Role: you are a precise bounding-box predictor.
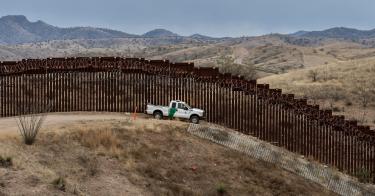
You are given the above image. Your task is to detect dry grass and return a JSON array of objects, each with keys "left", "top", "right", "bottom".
[
  {"left": 71, "top": 126, "right": 123, "bottom": 158},
  {"left": 0, "top": 116, "right": 336, "bottom": 195},
  {"left": 260, "top": 56, "right": 375, "bottom": 128}
]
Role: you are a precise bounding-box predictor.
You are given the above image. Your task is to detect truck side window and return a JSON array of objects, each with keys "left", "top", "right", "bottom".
[
  {"left": 171, "top": 102, "right": 176, "bottom": 108},
  {"left": 178, "top": 103, "right": 184, "bottom": 109}
]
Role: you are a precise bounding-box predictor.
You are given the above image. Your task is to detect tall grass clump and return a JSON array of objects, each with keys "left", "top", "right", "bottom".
[{"left": 73, "top": 127, "right": 122, "bottom": 157}]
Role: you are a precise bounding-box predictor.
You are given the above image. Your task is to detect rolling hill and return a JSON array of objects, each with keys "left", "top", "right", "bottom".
[{"left": 143, "top": 29, "right": 180, "bottom": 38}]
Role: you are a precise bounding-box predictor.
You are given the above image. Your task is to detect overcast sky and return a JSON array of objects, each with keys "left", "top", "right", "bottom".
[{"left": 1, "top": 0, "right": 375, "bottom": 37}]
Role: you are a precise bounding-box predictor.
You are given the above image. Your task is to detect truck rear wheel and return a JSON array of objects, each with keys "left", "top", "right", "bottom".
[
  {"left": 153, "top": 111, "right": 163, "bottom": 120},
  {"left": 190, "top": 115, "right": 200, "bottom": 124}
]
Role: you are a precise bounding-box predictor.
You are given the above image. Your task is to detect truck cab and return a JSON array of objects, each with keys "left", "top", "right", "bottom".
[{"left": 145, "top": 100, "right": 204, "bottom": 124}]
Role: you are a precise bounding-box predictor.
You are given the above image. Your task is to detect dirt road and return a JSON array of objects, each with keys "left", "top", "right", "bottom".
[{"left": 0, "top": 112, "right": 131, "bottom": 137}]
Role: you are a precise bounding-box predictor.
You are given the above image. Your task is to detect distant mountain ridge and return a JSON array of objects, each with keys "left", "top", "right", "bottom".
[
  {"left": 292, "top": 27, "right": 375, "bottom": 39},
  {"left": 0, "top": 15, "right": 217, "bottom": 44},
  {"left": 2, "top": 15, "right": 375, "bottom": 45},
  {"left": 0, "top": 15, "right": 138, "bottom": 44}
]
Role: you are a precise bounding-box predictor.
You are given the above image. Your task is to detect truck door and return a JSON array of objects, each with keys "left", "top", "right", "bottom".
[{"left": 175, "top": 103, "right": 189, "bottom": 118}]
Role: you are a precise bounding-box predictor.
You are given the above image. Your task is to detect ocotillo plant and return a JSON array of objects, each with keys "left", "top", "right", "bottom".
[{"left": 15, "top": 102, "right": 52, "bottom": 145}]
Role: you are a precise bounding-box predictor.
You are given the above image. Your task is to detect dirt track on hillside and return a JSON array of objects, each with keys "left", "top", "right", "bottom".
[{"left": 0, "top": 112, "right": 131, "bottom": 137}]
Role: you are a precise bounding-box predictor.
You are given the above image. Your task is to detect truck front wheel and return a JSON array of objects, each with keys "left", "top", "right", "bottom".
[
  {"left": 190, "top": 115, "right": 200, "bottom": 124},
  {"left": 153, "top": 111, "right": 163, "bottom": 120}
]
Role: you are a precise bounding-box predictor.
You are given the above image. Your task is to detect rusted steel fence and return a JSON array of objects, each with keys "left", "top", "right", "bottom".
[{"left": 0, "top": 57, "right": 374, "bottom": 182}]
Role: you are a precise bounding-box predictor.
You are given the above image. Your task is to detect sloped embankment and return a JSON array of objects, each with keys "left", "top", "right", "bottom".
[
  {"left": 0, "top": 113, "right": 336, "bottom": 195},
  {"left": 187, "top": 123, "right": 375, "bottom": 196}
]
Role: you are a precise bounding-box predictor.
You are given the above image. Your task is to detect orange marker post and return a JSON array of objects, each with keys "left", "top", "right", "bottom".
[{"left": 133, "top": 106, "right": 138, "bottom": 120}]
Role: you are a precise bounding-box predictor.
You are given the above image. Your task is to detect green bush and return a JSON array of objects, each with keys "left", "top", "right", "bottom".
[
  {"left": 216, "top": 183, "right": 227, "bottom": 195},
  {"left": 52, "top": 177, "right": 66, "bottom": 191},
  {"left": 355, "top": 168, "right": 372, "bottom": 183},
  {"left": 0, "top": 156, "right": 12, "bottom": 168}
]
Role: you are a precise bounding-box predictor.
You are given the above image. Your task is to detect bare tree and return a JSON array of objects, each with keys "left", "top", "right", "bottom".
[
  {"left": 358, "top": 87, "right": 371, "bottom": 108},
  {"left": 16, "top": 102, "right": 52, "bottom": 145},
  {"left": 307, "top": 70, "right": 319, "bottom": 82}
]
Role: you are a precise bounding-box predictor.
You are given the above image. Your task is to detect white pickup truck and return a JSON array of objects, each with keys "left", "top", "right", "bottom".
[{"left": 145, "top": 100, "right": 205, "bottom": 124}]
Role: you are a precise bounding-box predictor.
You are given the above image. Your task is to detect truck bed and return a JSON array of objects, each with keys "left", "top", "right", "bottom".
[{"left": 145, "top": 104, "right": 169, "bottom": 116}]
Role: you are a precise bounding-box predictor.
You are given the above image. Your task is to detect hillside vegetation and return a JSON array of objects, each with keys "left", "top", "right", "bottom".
[
  {"left": 0, "top": 115, "right": 335, "bottom": 195},
  {"left": 260, "top": 56, "right": 375, "bottom": 128}
]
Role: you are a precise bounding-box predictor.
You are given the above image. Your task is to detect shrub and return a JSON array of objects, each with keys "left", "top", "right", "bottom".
[
  {"left": 345, "top": 100, "right": 353, "bottom": 106},
  {"left": 216, "top": 183, "right": 227, "bottom": 195},
  {"left": 307, "top": 70, "right": 319, "bottom": 82},
  {"left": 332, "top": 107, "right": 341, "bottom": 112},
  {"left": 78, "top": 155, "right": 99, "bottom": 176},
  {"left": 355, "top": 168, "right": 372, "bottom": 183},
  {"left": 0, "top": 156, "right": 12, "bottom": 168},
  {"left": 52, "top": 177, "right": 66, "bottom": 191}
]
